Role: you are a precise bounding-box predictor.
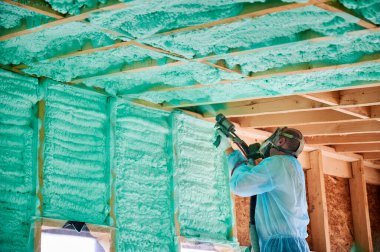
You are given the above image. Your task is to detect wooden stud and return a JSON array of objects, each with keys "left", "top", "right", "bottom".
[
  {"left": 364, "top": 166, "right": 380, "bottom": 185},
  {"left": 334, "top": 143, "right": 380, "bottom": 153},
  {"left": 307, "top": 150, "right": 330, "bottom": 252},
  {"left": 322, "top": 156, "right": 352, "bottom": 178},
  {"left": 349, "top": 160, "right": 373, "bottom": 251},
  {"left": 305, "top": 133, "right": 380, "bottom": 145}
]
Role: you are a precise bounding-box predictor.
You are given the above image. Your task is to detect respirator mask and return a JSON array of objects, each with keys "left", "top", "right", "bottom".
[{"left": 258, "top": 127, "right": 304, "bottom": 159}]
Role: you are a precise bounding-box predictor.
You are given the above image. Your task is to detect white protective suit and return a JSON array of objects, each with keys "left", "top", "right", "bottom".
[{"left": 228, "top": 150, "right": 310, "bottom": 252}]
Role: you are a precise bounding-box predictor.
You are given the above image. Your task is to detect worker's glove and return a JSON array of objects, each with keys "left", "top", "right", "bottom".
[{"left": 214, "top": 129, "right": 231, "bottom": 151}]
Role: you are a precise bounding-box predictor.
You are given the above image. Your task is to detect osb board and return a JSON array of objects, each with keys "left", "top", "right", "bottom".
[
  {"left": 234, "top": 196, "right": 250, "bottom": 246},
  {"left": 366, "top": 184, "right": 380, "bottom": 252},
  {"left": 324, "top": 175, "right": 354, "bottom": 251},
  {"left": 304, "top": 171, "right": 313, "bottom": 250}
]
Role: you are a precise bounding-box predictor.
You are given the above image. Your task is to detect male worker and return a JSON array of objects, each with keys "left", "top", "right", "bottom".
[{"left": 218, "top": 127, "right": 310, "bottom": 252}]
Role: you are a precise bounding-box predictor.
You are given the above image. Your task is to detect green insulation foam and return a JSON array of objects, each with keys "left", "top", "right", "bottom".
[
  {"left": 141, "top": 6, "right": 362, "bottom": 58},
  {"left": 0, "top": 69, "right": 39, "bottom": 252},
  {"left": 114, "top": 102, "right": 175, "bottom": 251},
  {"left": 130, "top": 61, "right": 380, "bottom": 106},
  {"left": 209, "top": 30, "right": 380, "bottom": 75},
  {"left": 0, "top": 1, "right": 54, "bottom": 30},
  {"left": 24, "top": 45, "right": 178, "bottom": 82},
  {"left": 42, "top": 80, "right": 110, "bottom": 225},
  {"left": 339, "top": 0, "right": 380, "bottom": 24},
  {"left": 172, "top": 112, "right": 238, "bottom": 247},
  {"left": 0, "top": 22, "right": 118, "bottom": 65},
  {"left": 40, "top": 0, "right": 106, "bottom": 15},
  {"left": 82, "top": 62, "right": 243, "bottom": 95}
]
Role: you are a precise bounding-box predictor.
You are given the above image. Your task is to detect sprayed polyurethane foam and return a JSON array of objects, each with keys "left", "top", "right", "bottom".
[
  {"left": 173, "top": 112, "right": 237, "bottom": 246},
  {"left": 142, "top": 6, "right": 361, "bottom": 58},
  {"left": 0, "top": 69, "right": 39, "bottom": 252},
  {"left": 339, "top": 0, "right": 380, "bottom": 24},
  {"left": 42, "top": 80, "right": 110, "bottom": 225},
  {"left": 114, "top": 101, "right": 175, "bottom": 251}
]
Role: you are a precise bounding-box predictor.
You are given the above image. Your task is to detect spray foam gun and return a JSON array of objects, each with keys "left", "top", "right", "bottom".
[{"left": 213, "top": 113, "right": 262, "bottom": 161}]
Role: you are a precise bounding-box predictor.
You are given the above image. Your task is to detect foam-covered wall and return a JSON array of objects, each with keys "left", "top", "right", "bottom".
[
  {"left": 339, "top": 0, "right": 380, "bottom": 24},
  {"left": 131, "top": 61, "right": 380, "bottom": 105},
  {"left": 0, "top": 1, "right": 54, "bottom": 30},
  {"left": 0, "top": 69, "right": 39, "bottom": 251},
  {"left": 142, "top": 6, "right": 362, "bottom": 58},
  {"left": 172, "top": 112, "right": 238, "bottom": 247},
  {"left": 42, "top": 81, "right": 110, "bottom": 225},
  {"left": 114, "top": 102, "right": 175, "bottom": 251}
]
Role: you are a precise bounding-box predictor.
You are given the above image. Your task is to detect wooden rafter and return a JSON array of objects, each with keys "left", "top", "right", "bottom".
[
  {"left": 305, "top": 133, "right": 380, "bottom": 145},
  {"left": 334, "top": 143, "right": 380, "bottom": 153},
  {"left": 2, "top": 0, "right": 64, "bottom": 19},
  {"left": 363, "top": 152, "right": 380, "bottom": 161},
  {"left": 263, "top": 120, "right": 380, "bottom": 136}
]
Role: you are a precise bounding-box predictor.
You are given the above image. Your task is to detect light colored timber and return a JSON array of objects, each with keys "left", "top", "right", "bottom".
[
  {"left": 314, "top": 2, "right": 377, "bottom": 29},
  {"left": 323, "top": 156, "right": 352, "bottom": 178},
  {"left": 335, "top": 143, "right": 380, "bottom": 153},
  {"left": 2, "top": 0, "right": 63, "bottom": 19},
  {"left": 0, "top": 3, "right": 129, "bottom": 41},
  {"left": 237, "top": 109, "right": 360, "bottom": 128},
  {"left": 349, "top": 160, "right": 373, "bottom": 252},
  {"left": 307, "top": 150, "right": 331, "bottom": 252},
  {"left": 362, "top": 152, "right": 380, "bottom": 161},
  {"left": 264, "top": 120, "right": 380, "bottom": 136},
  {"left": 364, "top": 166, "right": 380, "bottom": 185},
  {"left": 305, "top": 133, "right": 380, "bottom": 145}
]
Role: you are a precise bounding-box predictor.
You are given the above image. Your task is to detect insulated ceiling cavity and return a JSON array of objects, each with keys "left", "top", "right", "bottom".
[
  {"left": 23, "top": 45, "right": 179, "bottom": 82},
  {"left": 79, "top": 62, "right": 243, "bottom": 95},
  {"left": 141, "top": 6, "right": 363, "bottom": 58},
  {"left": 339, "top": 0, "right": 380, "bottom": 24},
  {"left": 0, "top": 22, "right": 118, "bottom": 65},
  {"left": 129, "top": 61, "right": 380, "bottom": 106},
  {"left": 208, "top": 30, "right": 380, "bottom": 75},
  {"left": 0, "top": 1, "right": 54, "bottom": 31},
  {"left": 114, "top": 102, "right": 175, "bottom": 251},
  {"left": 0, "top": 70, "right": 39, "bottom": 252},
  {"left": 172, "top": 112, "right": 237, "bottom": 246},
  {"left": 42, "top": 81, "right": 110, "bottom": 225}
]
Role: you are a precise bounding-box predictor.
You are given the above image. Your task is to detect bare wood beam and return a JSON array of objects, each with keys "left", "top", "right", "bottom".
[
  {"left": 335, "top": 143, "right": 380, "bottom": 153},
  {"left": 364, "top": 166, "right": 380, "bottom": 185},
  {"left": 340, "top": 86, "right": 380, "bottom": 106},
  {"left": 0, "top": 2, "right": 129, "bottom": 41},
  {"left": 349, "top": 160, "right": 373, "bottom": 251},
  {"left": 301, "top": 91, "right": 340, "bottom": 105},
  {"left": 237, "top": 109, "right": 360, "bottom": 128},
  {"left": 305, "top": 133, "right": 380, "bottom": 145},
  {"left": 307, "top": 150, "right": 330, "bottom": 252},
  {"left": 314, "top": 2, "right": 377, "bottom": 29},
  {"left": 265, "top": 120, "right": 380, "bottom": 136},
  {"left": 362, "top": 152, "right": 380, "bottom": 161},
  {"left": 323, "top": 156, "right": 352, "bottom": 178},
  {"left": 2, "top": 0, "right": 64, "bottom": 19}
]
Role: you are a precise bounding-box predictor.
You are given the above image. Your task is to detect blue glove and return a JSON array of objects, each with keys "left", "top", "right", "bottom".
[{"left": 214, "top": 129, "right": 231, "bottom": 151}]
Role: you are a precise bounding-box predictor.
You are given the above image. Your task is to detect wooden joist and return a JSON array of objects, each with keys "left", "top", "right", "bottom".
[
  {"left": 364, "top": 166, "right": 380, "bottom": 185},
  {"left": 2, "top": 0, "right": 64, "bottom": 19},
  {"left": 362, "top": 152, "right": 380, "bottom": 160},
  {"left": 305, "top": 133, "right": 380, "bottom": 145},
  {"left": 334, "top": 143, "right": 380, "bottom": 153}
]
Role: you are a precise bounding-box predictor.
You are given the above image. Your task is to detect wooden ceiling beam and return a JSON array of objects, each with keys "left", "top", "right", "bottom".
[
  {"left": 334, "top": 143, "right": 380, "bottom": 153},
  {"left": 364, "top": 166, "right": 380, "bottom": 185},
  {"left": 305, "top": 133, "right": 380, "bottom": 145},
  {"left": 262, "top": 120, "right": 380, "bottom": 136},
  {"left": 362, "top": 152, "right": 380, "bottom": 161}
]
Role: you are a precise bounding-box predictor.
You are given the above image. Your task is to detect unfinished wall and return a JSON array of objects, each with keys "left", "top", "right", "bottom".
[
  {"left": 42, "top": 81, "right": 110, "bottom": 225},
  {"left": 324, "top": 175, "right": 354, "bottom": 251},
  {"left": 367, "top": 184, "right": 380, "bottom": 251},
  {"left": 114, "top": 102, "right": 175, "bottom": 251},
  {"left": 0, "top": 69, "right": 39, "bottom": 252},
  {"left": 172, "top": 112, "right": 237, "bottom": 248}
]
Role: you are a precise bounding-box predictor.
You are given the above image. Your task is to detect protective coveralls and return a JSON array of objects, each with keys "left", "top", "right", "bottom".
[{"left": 228, "top": 150, "right": 310, "bottom": 252}]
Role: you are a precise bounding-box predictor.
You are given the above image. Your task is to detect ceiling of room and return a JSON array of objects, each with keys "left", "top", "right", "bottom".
[{"left": 1, "top": 0, "right": 380, "bottom": 165}]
